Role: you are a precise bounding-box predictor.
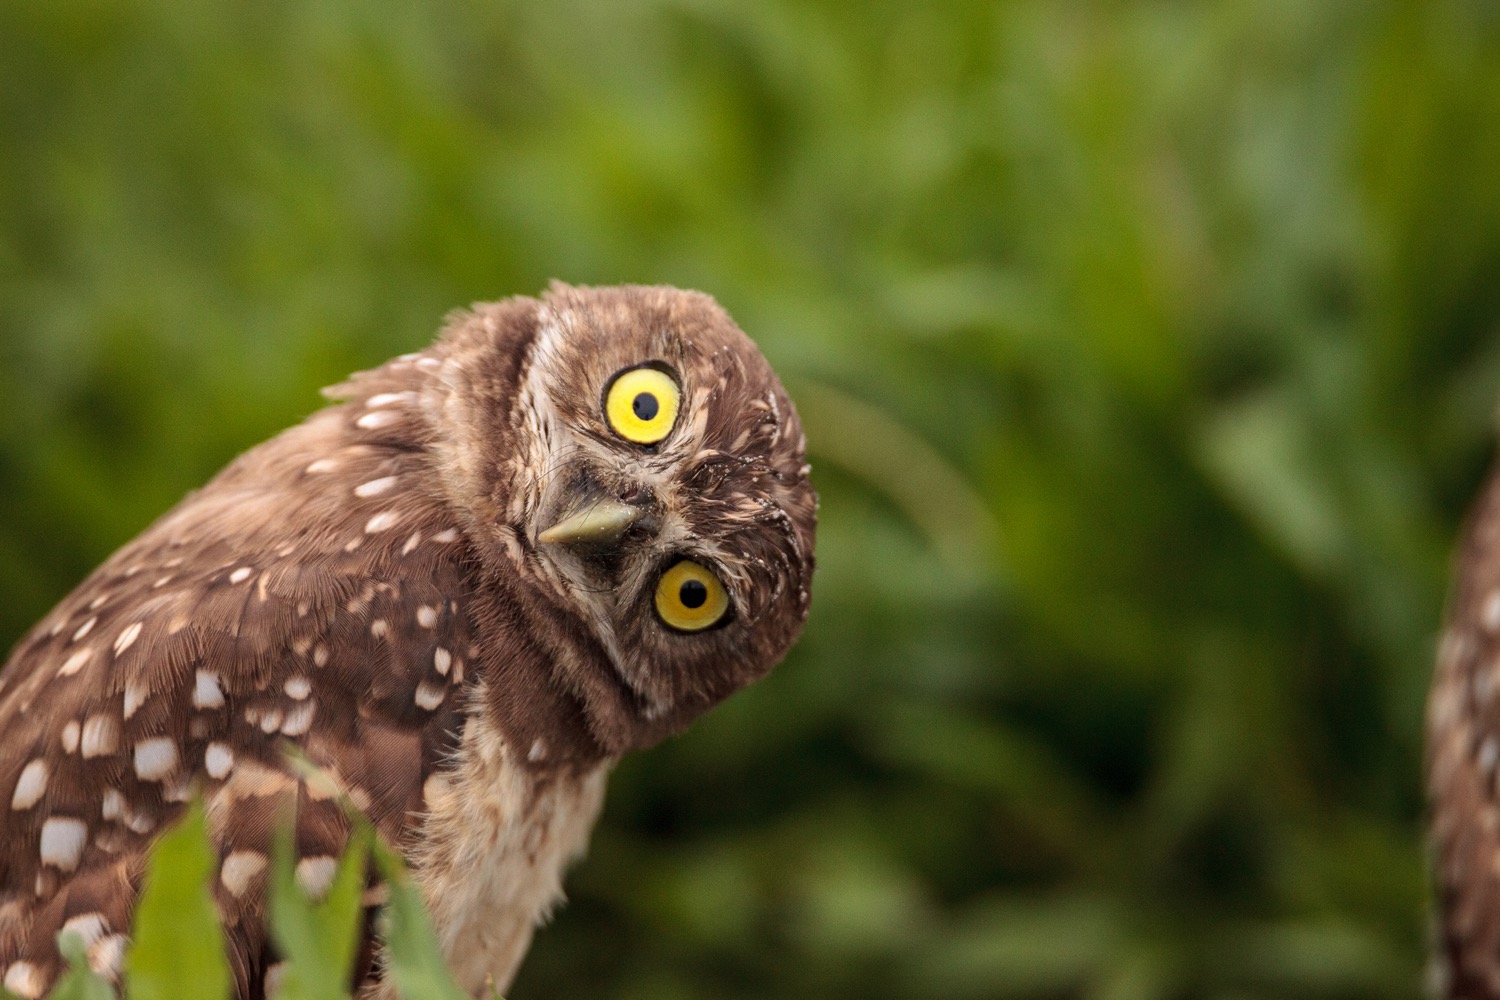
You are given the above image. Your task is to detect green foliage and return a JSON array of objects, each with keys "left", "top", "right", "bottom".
[
  {"left": 125, "top": 801, "right": 229, "bottom": 1000},
  {"left": 3, "top": 0, "right": 1500, "bottom": 997},
  {"left": 268, "top": 824, "right": 369, "bottom": 1000}
]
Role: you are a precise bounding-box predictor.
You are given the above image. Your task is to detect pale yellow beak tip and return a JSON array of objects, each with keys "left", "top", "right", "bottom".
[{"left": 537, "top": 499, "right": 642, "bottom": 546}]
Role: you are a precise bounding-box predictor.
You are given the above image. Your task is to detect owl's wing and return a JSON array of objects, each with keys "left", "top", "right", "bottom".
[
  {"left": 1431, "top": 462, "right": 1500, "bottom": 999},
  {"left": 0, "top": 373, "right": 475, "bottom": 1000}
]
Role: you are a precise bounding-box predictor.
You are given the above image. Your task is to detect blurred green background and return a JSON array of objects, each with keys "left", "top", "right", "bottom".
[{"left": 4, "top": 0, "right": 1500, "bottom": 997}]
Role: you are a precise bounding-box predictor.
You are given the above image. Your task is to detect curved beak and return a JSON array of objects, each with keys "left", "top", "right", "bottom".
[{"left": 537, "top": 499, "right": 642, "bottom": 546}]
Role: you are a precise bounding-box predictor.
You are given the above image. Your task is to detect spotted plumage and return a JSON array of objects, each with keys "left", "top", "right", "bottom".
[
  {"left": 0, "top": 284, "right": 817, "bottom": 998},
  {"left": 1429, "top": 462, "right": 1500, "bottom": 999}
]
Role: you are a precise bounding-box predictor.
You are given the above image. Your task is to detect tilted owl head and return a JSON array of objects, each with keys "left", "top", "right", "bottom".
[{"left": 430, "top": 283, "right": 817, "bottom": 753}]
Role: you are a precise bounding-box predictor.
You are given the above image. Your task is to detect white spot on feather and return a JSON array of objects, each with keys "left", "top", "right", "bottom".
[
  {"left": 193, "top": 670, "right": 225, "bottom": 709},
  {"left": 228, "top": 566, "right": 253, "bottom": 585},
  {"left": 280, "top": 700, "right": 316, "bottom": 737},
  {"left": 305, "top": 458, "right": 338, "bottom": 474},
  {"left": 61, "top": 721, "right": 80, "bottom": 753},
  {"left": 133, "top": 738, "right": 178, "bottom": 781},
  {"left": 72, "top": 618, "right": 97, "bottom": 641},
  {"left": 113, "top": 622, "right": 143, "bottom": 656},
  {"left": 4, "top": 961, "right": 43, "bottom": 998},
  {"left": 205, "top": 743, "right": 234, "bottom": 780},
  {"left": 365, "top": 511, "right": 399, "bottom": 534},
  {"left": 284, "top": 676, "right": 311, "bottom": 700},
  {"left": 528, "top": 739, "right": 546, "bottom": 763},
  {"left": 1485, "top": 590, "right": 1500, "bottom": 632},
  {"left": 313, "top": 644, "right": 330, "bottom": 668},
  {"left": 221, "top": 851, "right": 267, "bottom": 897},
  {"left": 11, "top": 760, "right": 48, "bottom": 810},
  {"left": 101, "top": 789, "right": 125, "bottom": 821},
  {"left": 40, "top": 817, "right": 87, "bottom": 872},
  {"left": 415, "top": 681, "right": 446, "bottom": 711},
  {"left": 370, "top": 619, "right": 389, "bottom": 639},
  {"left": 356, "top": 410, "right": 399, "bottom": 430},
  {"left": 434, "top": 647, "right": 452, "bottom": 676},
  {"left": 366, "top": 392, "right": 412, "bottom": 408},
  {"left": 417, "top": 606, "right": 438, "bottom": 629},
  {"left": 81, "top": 714, "right": 120, "bottom": 758},
  {"left": 59, "top": 648, "right": 92, "bottom": 677},
  {"left": 88, "top": 934, "right": 127, "bottom": 979},
  {"left": 296, "top": 856, "right": 338, "bottom": 900},
  {"left": 60, "top": 913, "right": 108, "bottom": 949},
  {"left": 431, "top": 529, "right": 459, "bottom": 544},
  {"left": 123, "top": 681, "right": 149, "bottom": 719},
  {"left": 355, "top": 476, "right": 398, "bottom": 497}
]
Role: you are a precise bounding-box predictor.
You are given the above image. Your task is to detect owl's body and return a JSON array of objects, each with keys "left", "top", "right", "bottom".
[
  {"left": 1430, "top": 463, "right": 1500, "bottom": 998},
  {"left": 0, "top": 285, "right": 816, "bottom": 998}
]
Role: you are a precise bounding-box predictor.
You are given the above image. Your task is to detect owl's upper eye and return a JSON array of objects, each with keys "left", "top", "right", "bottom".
[
  {"left": 654, "top": 559, "right": 730, "bottom": 632},
  {"left": 605, "top": 366, "right": 680, "bottom": 445}
]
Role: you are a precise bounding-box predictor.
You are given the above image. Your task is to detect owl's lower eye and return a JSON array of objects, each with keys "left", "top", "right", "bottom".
[
  {"left": 605, "top": 367, "right": 680, "bottom": 445},
  {"left": 655, "top": 560, "right": 729, "bottom": 632}
]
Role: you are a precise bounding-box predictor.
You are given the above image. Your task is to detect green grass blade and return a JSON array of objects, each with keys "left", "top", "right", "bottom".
[
  {"left": 124, "top": 800, "right": 230, "bottom": 1000},
  {"left": 370, "top": 839, "right": 466, "bottom": 1000},
  {"left": 268, "top": 824, "right": 370, "bottom": 1000}
]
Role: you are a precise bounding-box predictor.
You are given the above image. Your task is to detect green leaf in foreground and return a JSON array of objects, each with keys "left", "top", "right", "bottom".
[
  {"left": 125, "top": 800, "right": 230, "bottom": 1000},
  {"left": 268, "top": 822, "right": 371, "bottom": 1000},
  {"left": 48, "top": 931, "right": 115, "bottom": 1000},
  {"left": 371, "top": 839, "right": 468, "bottom": 1000}
]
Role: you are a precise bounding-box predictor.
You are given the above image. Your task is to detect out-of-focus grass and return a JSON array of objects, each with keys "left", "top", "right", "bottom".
[{"left": 4, "top": 0, "right": 1500, "bottom": 997}]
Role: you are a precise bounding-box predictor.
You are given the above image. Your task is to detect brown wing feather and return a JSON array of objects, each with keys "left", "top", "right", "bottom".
[{"left": 0, "top": 353, "right": 475, "bottom": 999}]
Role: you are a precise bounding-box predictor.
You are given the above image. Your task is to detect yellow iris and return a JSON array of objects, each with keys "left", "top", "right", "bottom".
[
  {"left": 655, "top": 560, "right": 730, "bottom": 632},
  {"left": 605, "top": 367, "right": 680, "bottom": 445}
]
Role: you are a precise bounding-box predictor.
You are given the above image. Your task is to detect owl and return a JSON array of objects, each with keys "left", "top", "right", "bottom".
[
  {"left": 0, "top": 283, "right": 817, "bottom": 999},
  {"left": 1428, "top": 463, "right": 1500, "bottom": 998}
]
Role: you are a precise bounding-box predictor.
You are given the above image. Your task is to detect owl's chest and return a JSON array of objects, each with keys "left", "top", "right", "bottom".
[{"left": 405, "top": 710, "right": 610, "bottom": 996}]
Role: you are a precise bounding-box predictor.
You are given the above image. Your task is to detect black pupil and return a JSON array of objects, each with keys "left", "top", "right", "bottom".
[
  {"left": 679, "top": 579, "right": 708, "bottom": 609},
  {"left": 632, "top": 391, "right": 659, "bottom": 421}
]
